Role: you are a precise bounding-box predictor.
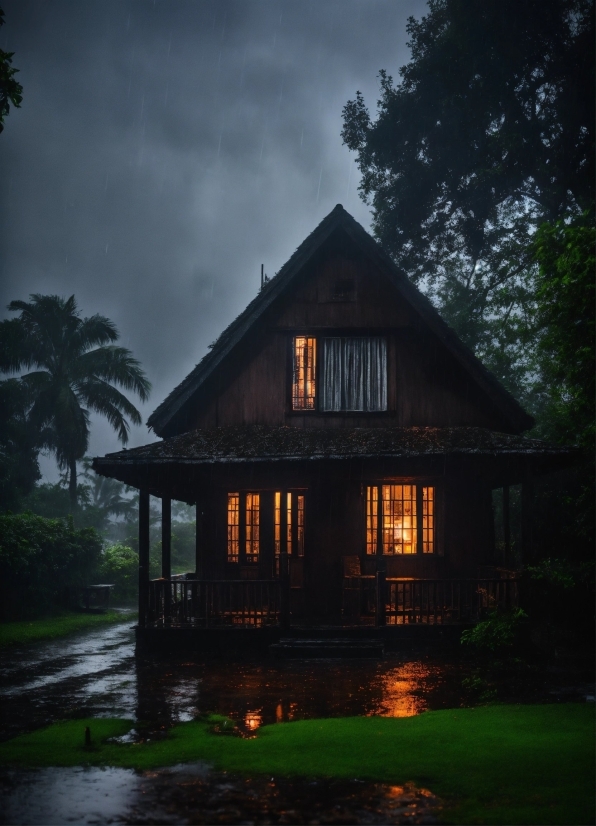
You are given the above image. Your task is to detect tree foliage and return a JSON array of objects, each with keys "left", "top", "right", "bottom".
[
  {"left": 0, "top": 295, "right": 151, "bottom": 506},
  {"left": 0, "top": 379, "right": 40, "bottom": 511},
  {"left": 0, "top": 7, "right": 22, "bottom": 134},
  {"left": 532, "top": 215, "right": 595, "bottom": 453},
  {"left": 0, "top": 512, "right": 103, "bottom": 619},
  {"left": 342, "top": 0, "right": 594, "bottom": 391}
]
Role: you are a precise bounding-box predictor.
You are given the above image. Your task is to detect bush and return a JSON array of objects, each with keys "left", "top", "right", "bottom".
[
  {"left": 0, "top": 512, "right": 103, "bottom": 620},
  {"left": 99, "top": 543, "right": 138, "bottom": 602},
  {"left": 461, "top": 608, "right": 527, "bottom": 654}
]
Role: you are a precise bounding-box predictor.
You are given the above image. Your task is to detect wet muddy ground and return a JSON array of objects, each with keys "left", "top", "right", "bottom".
[{"left": 0, "top": 616, "right": 592, "bottom": 825}]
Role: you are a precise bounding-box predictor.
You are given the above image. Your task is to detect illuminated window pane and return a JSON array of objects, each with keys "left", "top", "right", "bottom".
[
  {"left": 286, "top": 492, "right": 292, "bottom": 553},
  {"left": 423, "top": 486, "right": 435, "bottom": 554},
  {"left": 274, "top": 491, "right": 281, "bottom": 555},
  {"left": 227, "top": 493, "right": 240, "bottom": 563},
  {"left": 245, "top": 492, "right": 260, "bottom": 563},
  {"left": 292, "top": 337, "right": 317, "bottom": 410},
  {"left": 382, "top": 485, "right": 417, "bottom": 554},
  {"left": 297, "top": 495, "right": 305, "bottom": 557},
  {"left": 366, "top": 486, "right": 378, "bottom": 555}
]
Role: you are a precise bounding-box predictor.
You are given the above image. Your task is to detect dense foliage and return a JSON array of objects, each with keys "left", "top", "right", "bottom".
[
  {"left": 532, "top": 215, "right": 595, "bottom": 454},
  {"left": 0, "top": 512, "right": 103, "bottom": 620},
  {"left": 99, "top": 543, "right": 138, "bottom": 602},
  {"left": 342, "top": 0, "right": 594, "bottom": 394},
  {"left": 0, "top": 379, "right": 40, "bottom": 511}
]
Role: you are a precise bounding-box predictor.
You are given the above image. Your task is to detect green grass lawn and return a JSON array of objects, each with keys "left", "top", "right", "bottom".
[
  {"left": 0, "top": 704, "right": 592, "bottom": 824},
  {"left": 0, "top": 610, "right": 136, "bottom": 648}
]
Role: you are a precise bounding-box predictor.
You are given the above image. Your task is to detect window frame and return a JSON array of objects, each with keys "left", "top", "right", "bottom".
[
  {"left": 288, "top": 330, "right": 393, "bottom": 415},
  {"left": 364, "top": 481, "right": 442, "bottom": 556}
]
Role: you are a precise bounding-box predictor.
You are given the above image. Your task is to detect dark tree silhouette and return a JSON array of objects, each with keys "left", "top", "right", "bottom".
[
  {"left": 0, "top": 294, "right": 151, "bottom": 506},
  {"left": 0, "top": 7, "right": 23, "bottom": 134}
]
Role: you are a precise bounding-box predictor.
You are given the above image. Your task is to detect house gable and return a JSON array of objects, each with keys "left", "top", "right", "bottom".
[{"left": 148, "top": 206, "right": 533, "bottom": 437}]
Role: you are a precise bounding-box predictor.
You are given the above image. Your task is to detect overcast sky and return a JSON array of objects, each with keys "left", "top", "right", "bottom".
[{"left": 1, "top": 0, "right": 426, "bottom": 480}]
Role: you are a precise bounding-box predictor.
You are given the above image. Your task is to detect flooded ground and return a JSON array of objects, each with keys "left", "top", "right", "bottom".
[{"left": 0, "top": 617, "right": 592, "bottom": 824}]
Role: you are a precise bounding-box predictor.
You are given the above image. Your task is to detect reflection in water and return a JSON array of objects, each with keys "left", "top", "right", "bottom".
[
  {"left": 372, "top": 661, "right": 439, "bottom": 717},
  {"left": 0, "top": 618, "right": 464, "bottom": 743},
  {"left": 244, "top": 710, "right": 263, "bottom": 731},
  {"left": 134, "top": 656, "right": 465, "bottom": 733}
]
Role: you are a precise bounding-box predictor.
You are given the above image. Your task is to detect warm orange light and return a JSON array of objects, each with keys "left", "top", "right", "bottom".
[
  {"left": 244, "top": 710, "right": 262, "bottom": 731},
  {"left": 366, "top": 486, "right": 378, "bottom": 555},
  {"left": 245, "top": 492, "right": 260, "bottom": 563},
  {"left": 423, "top": 486, "right": 435, "bottom": 553},
  {"left": 297, "top": 494, "right": 305, "bottom": 556},
  {"left": 382, "top": 485, "right": 417, "bottom": 554},
  {"left": 292, "top": 336, "right": 317, "bottom": 410},
  {"left": 227, "top": 492, "right": 239, "bottom": 563},
  {"left": 286, "top": 492, "right": 292, "bottom": 553}
]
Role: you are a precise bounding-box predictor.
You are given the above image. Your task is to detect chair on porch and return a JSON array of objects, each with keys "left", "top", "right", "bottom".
[{"left": 341, "top": 555, "right": 375, "bottom": 624}]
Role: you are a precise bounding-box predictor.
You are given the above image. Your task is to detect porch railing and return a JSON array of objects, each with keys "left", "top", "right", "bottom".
[
  {"left": 146, "top": 576, "right": 519, "bottom": 628},
  {"left": 147, "top": 578, "right": 281, "bottom": 627},
  {"left": 342, "top": 576, "right": 520, "bottom": 625}
]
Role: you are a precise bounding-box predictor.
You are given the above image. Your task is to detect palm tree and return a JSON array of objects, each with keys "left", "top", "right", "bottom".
[{"left": 0, "top": 294, "right": 151, "bottom": 506}]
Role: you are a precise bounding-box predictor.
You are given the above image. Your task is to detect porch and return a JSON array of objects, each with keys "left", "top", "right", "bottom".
[{"left": 142, "top": 571, "right": 520, "bottom": 629}]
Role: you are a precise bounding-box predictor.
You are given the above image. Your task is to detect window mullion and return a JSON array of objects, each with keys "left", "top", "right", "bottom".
[
  {"left": 376, "top": 486, "right": 383, "bottom": 557},
  {"left": 416, "top": 485, "right": 423, "bottom": 555}
]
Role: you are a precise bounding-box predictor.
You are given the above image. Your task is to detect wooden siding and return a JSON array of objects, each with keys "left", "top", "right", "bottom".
[{"left": 191, "top": 244, "right": 512, "bottom": 432}]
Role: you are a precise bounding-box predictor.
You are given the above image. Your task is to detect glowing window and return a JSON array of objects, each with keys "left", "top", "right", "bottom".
[
  {"left": 423, "top": 487, "right": 434, "bottom": 554},
  {"left": 227, "top": 493, "right": 240, "bottom": 563},
  {"left": 366, "top": 484, "right": 436, "bottom": 555},
  {"left": 366, "top": 486, "right": 378, "bottom": 555},
  {"left": 245, "top": 492, "right": 260, "bottom": 563},
  {"left": 286, "top": 492, "right": 292, "bottom": 553},
  {"left": 274, "top": 491, "right": 281, "bottom": 556},
  {"left": 297, "top": 494, "right": 305, "bottom": 557},
  {"left": 292, "top": 337, "right": 317, "bottom": 410},
  {"left": 382, "top": 485, "right": 417, "bottom": 555}
]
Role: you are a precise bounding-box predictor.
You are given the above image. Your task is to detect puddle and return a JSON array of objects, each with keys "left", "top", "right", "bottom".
[{"left": 0, "top": 765, "right": 441, "bottom": 825}]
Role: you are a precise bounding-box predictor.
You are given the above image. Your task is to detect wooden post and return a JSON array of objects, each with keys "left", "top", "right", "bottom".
[
  {"left": 195, "top": 502, "right": 203, "bottom": 578},
  {"left": 162, "top": 497, "right": 171, "bottom": 621},
  {"left": 375, "top": 570, "right": 386, "bottom": 627},
  {"left": 161, "top": 498, "right": 171, "bottom": 579},
  {"left": 138, "top": 490, "right": 150, "bottom": 627},
  {"left": 503, "top": 485, "right": 511, "bottom": 565},
  {"left": 521, "top": 472, "right": 534, "bottom": 563},
  {"left": 280, "top": 551, "right": 290, "bottom": 630}
]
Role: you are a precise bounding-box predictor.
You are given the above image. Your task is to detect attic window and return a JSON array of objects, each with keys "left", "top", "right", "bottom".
[
  {"left": 331, "top": 278, "right": 355, "bottom": 301},
  {"left": 321, "top": 337, "right": 387, "bottom": 411},
  {"left": 292, "top": 337, "right": 317, "bottom": 410}
]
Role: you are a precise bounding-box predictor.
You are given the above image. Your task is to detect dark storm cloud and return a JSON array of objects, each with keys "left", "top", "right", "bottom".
[{"left": 0, "top": 0, "right": 425, "bottom": 473}]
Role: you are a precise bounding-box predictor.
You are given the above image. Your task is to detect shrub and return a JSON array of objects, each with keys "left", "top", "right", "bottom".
[
  {"left": 461, "top": 608, "right": 527, "bottom": 654},
  {"left": 99, "top": 543, "right": 138, "bottom": 602},
  {"left": 0, "top": 512, "right": 103, "bottom": 620}
]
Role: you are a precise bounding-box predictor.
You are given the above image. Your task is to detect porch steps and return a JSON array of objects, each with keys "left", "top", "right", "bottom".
[{"left": 269, "top": 637, "right": 384, "bottom": 659}]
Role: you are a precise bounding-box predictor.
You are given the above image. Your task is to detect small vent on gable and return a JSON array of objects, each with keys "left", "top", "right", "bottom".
[{"left": 331, "top": 278, "right": 356, "bottom": 302}]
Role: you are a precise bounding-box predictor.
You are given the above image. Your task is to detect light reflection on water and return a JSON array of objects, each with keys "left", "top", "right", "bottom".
[{"left": 0, "top": 619, "right": 465, "bottom": 741}]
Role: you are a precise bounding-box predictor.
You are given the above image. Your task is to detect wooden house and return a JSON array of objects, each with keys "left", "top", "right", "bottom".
[{"left": 93, "top": 205, "right": 570, "bottom": 649}]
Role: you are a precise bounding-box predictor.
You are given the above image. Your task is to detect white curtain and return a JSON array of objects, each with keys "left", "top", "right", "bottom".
[{"left": 321, "top": 337, "right": 387, "bottom": 411}]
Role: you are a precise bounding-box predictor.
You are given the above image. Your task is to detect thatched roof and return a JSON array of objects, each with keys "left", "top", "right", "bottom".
[
  {"left": 147, "top": 205, "right": 533, "bottom": 437},
  {"left": 94, "top": 426, "right": 570, "bottom": 469}
]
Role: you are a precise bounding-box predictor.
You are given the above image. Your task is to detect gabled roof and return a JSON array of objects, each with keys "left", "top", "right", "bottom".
[{"left": 147, "top": 205, "right": 533, "bottom": 436}]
